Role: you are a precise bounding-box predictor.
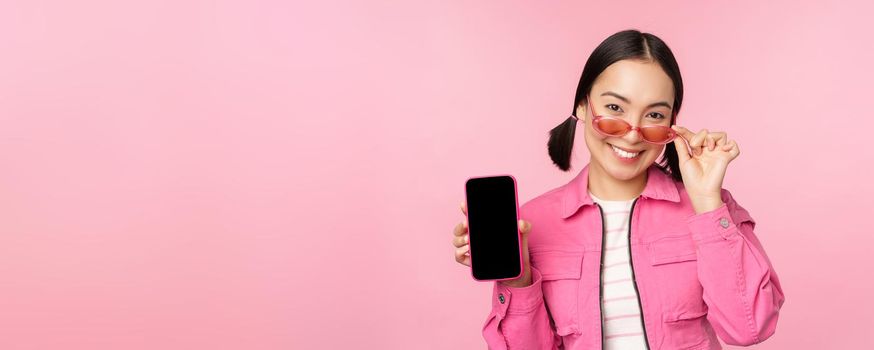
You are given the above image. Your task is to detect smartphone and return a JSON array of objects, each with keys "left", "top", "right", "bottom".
[{"left": 464, "top": 175, "right": 523, "bottom": 282}]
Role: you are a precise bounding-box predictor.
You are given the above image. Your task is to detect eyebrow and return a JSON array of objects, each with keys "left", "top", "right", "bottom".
[{"left": 600, "top": 91, "right": 672, "bottom": 110}]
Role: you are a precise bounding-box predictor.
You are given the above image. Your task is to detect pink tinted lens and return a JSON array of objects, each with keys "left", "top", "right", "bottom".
[
  {"left": 594, "top": 118, "right": 630, "bottom": 136},
  {"left": 639, "top": 126, "right": 675, "bottom": 143},
  {"left": 595, "top": 118, "right": 675, "bottom": 143}
]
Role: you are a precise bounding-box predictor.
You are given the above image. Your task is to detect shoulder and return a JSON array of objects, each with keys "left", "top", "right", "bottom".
[
  {"left": 519, "top": 184, "right": 566, "bottom": 223},
  {"left": 517, "top": 183, "right": 578, "bottom": 248},
  {"left": 516, "top": 179, "right": 586, "bottom": 236}
]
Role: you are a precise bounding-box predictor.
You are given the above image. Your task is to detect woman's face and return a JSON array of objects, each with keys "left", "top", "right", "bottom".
[{"left": 576, "top": 59, "right": 676, "bottom": 181}]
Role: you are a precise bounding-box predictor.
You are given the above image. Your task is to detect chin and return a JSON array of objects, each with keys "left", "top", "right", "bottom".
[{"left": 602, "top": 164, "right": 642, "bottom": 181}]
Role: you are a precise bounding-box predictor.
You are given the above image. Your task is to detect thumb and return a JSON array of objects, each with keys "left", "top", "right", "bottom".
[
  {"left": 672, "top": 125, "right": 691, "bottom": 164},
  {"left": 518, "top": 219, "right": 532, "bottom": 236}
]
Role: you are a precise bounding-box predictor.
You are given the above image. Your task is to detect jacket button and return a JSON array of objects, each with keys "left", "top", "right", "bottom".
[
  {"left": 498, "top": 293, "right": 505, "bottom": 304},
  {"left": 719, "top": 217, "right": 730, "bottom": 228}
]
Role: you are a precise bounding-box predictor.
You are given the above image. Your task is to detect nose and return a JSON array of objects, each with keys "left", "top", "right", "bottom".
[{"left": 623, "top": 125, "right": 643, "bottom": 144}]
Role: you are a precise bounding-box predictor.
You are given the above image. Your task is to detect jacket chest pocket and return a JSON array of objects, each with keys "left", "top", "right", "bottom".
[
  {"left": 529, "top": 249, "right": 584, "bottom": 336},
  {"left": 648, "top": 235, "right": 703, "bottom": 303},
  {"left": 648, "top": 235, "right": 709, "bottom": 349}
]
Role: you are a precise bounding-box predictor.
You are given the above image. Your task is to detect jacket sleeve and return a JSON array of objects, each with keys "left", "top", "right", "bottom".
[
  {"left": 686, "top": 188, "right": 786, "bottom": 346},
  {"left": 482, "top": 265, "right": 562, "bottom": 349}
]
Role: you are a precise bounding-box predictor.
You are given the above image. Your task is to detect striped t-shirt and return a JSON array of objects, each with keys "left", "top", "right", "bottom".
[{"left": 588, "top": 190, "right": 647, "bottom": 349}]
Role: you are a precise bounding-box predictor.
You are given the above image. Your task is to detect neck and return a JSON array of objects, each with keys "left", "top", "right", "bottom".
[{"left": 587, "top": 161, "right": 647, "bottom": 201}]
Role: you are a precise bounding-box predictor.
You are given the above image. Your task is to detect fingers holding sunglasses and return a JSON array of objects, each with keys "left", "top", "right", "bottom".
[
  {"left": 711, "top": 132, "right": 728, "bottom": 148},
  {"left": 677, "top": 127, "right": 728, "bottom": 155},
  {"left": 706, "top": 132, "right": 728, "bottom": 151},
  {"left": 672, "top": 126, "right": 737, "bottom": 160},
  {"left": 671, "top": 129, "right": 692, "bottom": 164},
  {"left": 722, "top": 139, "right": 740, "bottom": 159},
  {"left": 686, "top": 129, "right": 709, "bottom": 156},
  {"left": 671, "top": 125, "right": 698, "bottom": 144}
]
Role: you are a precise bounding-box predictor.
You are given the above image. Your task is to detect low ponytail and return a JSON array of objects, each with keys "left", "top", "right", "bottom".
[{"left": 547, "top": 116, "right": 579, "bottom": 171}]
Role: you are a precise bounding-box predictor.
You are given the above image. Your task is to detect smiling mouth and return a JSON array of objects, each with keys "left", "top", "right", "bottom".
[{"left": 608, "top": 142, "right": 644, "bottom": 159}]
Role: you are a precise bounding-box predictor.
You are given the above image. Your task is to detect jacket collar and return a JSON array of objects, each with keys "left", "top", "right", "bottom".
[{"left": 560, "top": 163, "right": 681, "bottom": 219}]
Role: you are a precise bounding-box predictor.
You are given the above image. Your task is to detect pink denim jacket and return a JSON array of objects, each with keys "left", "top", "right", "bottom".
[{"left": 482, "top": 163, "right": 785, "bottom": 349}]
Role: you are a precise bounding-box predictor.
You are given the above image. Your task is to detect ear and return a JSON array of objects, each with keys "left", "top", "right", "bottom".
[{"left": 576, "top": 102, "right": 586, "bottom": 120}]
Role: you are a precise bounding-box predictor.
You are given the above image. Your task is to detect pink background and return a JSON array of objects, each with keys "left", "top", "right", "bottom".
[{"left": 1, "top": 0, "right": 872, "bottom": 348}]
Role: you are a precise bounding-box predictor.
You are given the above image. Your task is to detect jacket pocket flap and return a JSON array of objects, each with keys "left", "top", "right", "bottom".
[
  {"left": 662, "top": 307, "right": 708, "bottom": 323},
  {"left": 530, "top": 249, "right": 584, "bottom": 280},
  {"left": 648, "top": 235, "right": 697, "bottom": 266}
]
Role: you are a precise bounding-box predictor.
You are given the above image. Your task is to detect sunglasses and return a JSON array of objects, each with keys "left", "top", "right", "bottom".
[{"left": 571, "top": 95, "right": 678, "bottom": 145}]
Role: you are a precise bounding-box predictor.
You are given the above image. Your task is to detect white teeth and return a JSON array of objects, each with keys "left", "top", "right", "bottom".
[{"left": 611, "top": 144, "right": 640, "bottom": 158}]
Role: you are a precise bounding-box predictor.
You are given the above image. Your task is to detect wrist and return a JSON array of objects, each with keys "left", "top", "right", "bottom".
[
  {"left": 691, "top": 196, "right": 725, "bottom": 214},
  {"left": 500, "top": 271, "right": 532, "bottom": 288}
]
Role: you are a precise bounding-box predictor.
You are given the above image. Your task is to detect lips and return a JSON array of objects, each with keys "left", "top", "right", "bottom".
[{"left": 607, "top": 143, "right": 644, "bottom": 153}]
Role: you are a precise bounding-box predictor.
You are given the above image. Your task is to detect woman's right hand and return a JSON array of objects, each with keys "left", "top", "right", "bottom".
[{"left": 453, "top": 201, "right": 533, "bottom": 288}]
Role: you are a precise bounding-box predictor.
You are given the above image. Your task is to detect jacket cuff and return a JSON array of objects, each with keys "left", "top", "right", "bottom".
[
  {"left": 491, "top": 265, "right": 544, "bottom": 317},
  {"left": 686, "top": 202, "right": 738, "bottom": 243}
]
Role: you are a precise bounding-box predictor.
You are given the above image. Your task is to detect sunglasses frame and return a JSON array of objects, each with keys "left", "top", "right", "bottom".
[{"left": 571, "top": 95, "right": 679, "bottom": 145}]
